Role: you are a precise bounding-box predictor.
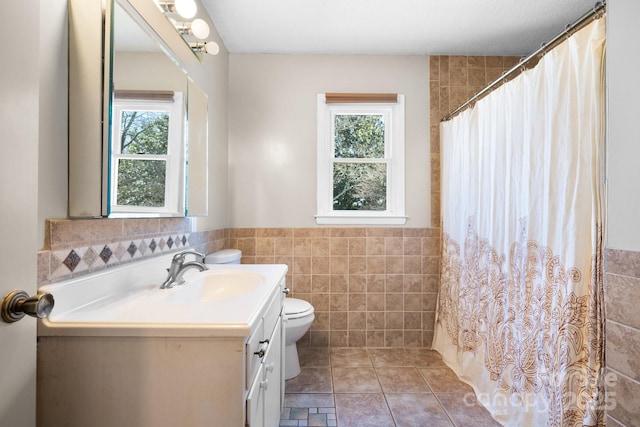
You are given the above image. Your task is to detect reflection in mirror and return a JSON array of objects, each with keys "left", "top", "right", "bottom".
[
  {"left": 68, "top": 0, "right": 208, "bottom": 218},
  {"left": 108, "top": 0, "right": 188, "bottom": 217},
  {"left": 186, "top": 78, "right": 208, "bottom": 216}
]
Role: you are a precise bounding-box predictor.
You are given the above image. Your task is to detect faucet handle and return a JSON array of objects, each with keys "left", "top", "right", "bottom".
[{"left": 173, "top": 250, "right": 205, "bottom": 263}]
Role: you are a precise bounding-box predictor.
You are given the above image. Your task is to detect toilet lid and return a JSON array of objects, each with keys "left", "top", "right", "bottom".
[{"left": 284, "top": 298, "right": 313, "bottom": 318}]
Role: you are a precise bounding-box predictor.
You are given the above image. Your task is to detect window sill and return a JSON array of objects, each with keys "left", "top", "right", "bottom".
[{"left": 315, "top": 214, "right": 407, "bottom": 225}]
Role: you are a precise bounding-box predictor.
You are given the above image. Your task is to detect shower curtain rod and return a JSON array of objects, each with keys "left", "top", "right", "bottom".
[{"left": 441, "top": 1, "right": 606, "bottom": 122}]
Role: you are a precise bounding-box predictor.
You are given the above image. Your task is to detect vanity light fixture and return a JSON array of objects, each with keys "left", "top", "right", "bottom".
[
  {"left": 155, "top": 0, "right": 219, "bottom": 57},
  {"left": 189, "top": 18, "right": 210, "bottom": 39},
  {"left": 174, "top": 18, "right": 210, "bottom": 40},
  {"left": 157, "top": 0, "right": 197, "bottom": 19},
  {"left": 190, "top": 41, "right": 219, "bottom": 55}
]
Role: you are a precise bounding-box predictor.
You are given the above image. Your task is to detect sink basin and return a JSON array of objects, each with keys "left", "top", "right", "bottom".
[{"left": 162, "top": 270, "right": 267, "bottom": 303}]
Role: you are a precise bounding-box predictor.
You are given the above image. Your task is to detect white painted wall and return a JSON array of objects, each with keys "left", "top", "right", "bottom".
[
  {"left": 606, "top": 1, "right": 640, "bottom": 251},
  {"left": 228, "top": 55, "right": 430, "bottom": 228}
]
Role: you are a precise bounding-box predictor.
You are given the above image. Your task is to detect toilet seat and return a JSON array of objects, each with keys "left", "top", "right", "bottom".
[{"left": 284, "top": 298, "right": 314, "bottom": 319}]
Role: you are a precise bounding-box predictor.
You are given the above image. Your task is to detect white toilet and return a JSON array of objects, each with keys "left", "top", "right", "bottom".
[
  {"left": 283, "top": 298, "right": 315, "bottom": 379},
  {"left": 204, "top": 249, "right": 315, "bottom": 379},
  {"left": 204, "top": 249, "right": 242, "bottom": 265}
]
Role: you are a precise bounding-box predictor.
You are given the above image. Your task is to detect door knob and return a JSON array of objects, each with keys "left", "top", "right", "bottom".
[{"left": 1, "top": 290, "right": 55, "bottom": 323}]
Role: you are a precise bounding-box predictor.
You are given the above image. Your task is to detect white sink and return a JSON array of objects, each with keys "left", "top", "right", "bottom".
[
  {"left": 38, "top": 254, "right": 288, "bottom": 337},
  {"left": 163, "top": 270, "right": 267, "bottom": 303}
]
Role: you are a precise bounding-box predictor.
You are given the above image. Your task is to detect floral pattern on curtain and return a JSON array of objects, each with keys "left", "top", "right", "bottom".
[{"left": 433, "top": 18, "right": 606, "bottom": 427}]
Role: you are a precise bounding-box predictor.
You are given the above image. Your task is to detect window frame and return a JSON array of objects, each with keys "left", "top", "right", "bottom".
[
  {"left": 109, "top": 93, "right": 185, "bottom": 217},
  {"left": 316, "top": 94, "right": 406, "bottom": 225}
]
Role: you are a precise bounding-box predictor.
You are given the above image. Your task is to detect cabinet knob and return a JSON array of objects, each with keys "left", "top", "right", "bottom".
[
  {"left": 254, "top": 340, "right": 269, "bottom": 358},
  {"left": 2, "top": 290, "right": 55, "bottom": 323},
  {"left": 266, "top": 363, "right": 275, "bottom": 373},
  {"left": 283, "top": 287, "right": 290, "bottom": 295},
  {"left": 260, "top": 380, "right": 269, "bottom": 390}
]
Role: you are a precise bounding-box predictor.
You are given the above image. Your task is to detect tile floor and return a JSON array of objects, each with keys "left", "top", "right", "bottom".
[{"left": 279, "top": 347, "right": 501, "bottom": 427}]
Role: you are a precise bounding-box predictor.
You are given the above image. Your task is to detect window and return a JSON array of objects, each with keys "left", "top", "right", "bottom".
[
  {"left": 109, "top": 92, "right": 184, "bottom": 216},
  {"left": 316, "top": 93, "right": 406, "bottom": 224}
]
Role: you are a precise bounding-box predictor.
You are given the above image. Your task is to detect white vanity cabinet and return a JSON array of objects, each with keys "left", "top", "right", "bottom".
[
  {"left": 37, "top": 261, "right": 288, "bottom": 427},
  {"left": 246, "top": 281, "right": 285, "bottom": 427}
]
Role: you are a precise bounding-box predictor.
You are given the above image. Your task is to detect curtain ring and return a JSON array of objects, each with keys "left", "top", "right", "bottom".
[{"left": 593, "top": 1, "right": 603, "bottom": 14}]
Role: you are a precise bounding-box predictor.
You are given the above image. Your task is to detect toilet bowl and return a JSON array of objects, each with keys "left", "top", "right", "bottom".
[{"left": 283, "top": 298, "right": 315, "bottom": 380}]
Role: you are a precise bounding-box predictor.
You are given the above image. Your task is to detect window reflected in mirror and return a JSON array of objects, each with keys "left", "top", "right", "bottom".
[
  {"left": 108, "top": 0, "right": 188, "bottom": 217},
  {"left": 110, "top": 92, "right": 184, "bottom": 214}
]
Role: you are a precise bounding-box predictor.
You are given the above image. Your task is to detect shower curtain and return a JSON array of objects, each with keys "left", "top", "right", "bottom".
[{"left": 433, "top": 18, "right": 606, "bottom": 427}]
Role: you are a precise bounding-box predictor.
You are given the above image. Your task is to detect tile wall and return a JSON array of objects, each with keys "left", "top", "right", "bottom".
[
  {"left": 37, "top": 221, "right": 441, "bottom": 349},
  {"left": 604, "top": 249, "right": 640, "bottom": 426},
  {"left": 230, "top": 227, "right": 440, "bottom": 348}
]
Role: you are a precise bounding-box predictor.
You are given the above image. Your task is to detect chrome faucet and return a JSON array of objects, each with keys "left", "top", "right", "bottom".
[{"left": 159, "top": 250, "right": 208, "bottom": 289}]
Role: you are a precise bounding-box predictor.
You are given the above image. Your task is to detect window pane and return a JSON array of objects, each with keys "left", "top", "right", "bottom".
[
  {"left": 333, "top": 163, "right": 386, "bottom": 210},
  {"left": 120, "top": 110, "right": 170, "bottom": 154},
  {"left": 334, "top": 114, "right": 385, "bottom": 159},
  {"left": 116, "top": 159, "right": 166, "bottom": 207}
]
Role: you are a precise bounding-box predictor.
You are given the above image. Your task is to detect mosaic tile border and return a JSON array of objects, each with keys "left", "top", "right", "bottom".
[
  {"left": 48, "top": 232, "right": 192, "bottom": 280},
  {"left": 38, "top": 219, "right": 231, "bottom": 286}
]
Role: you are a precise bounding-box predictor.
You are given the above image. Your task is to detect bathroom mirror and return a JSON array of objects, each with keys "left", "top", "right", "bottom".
[{"left": 68, "top": 0, "right": 207, "bottom": 218}]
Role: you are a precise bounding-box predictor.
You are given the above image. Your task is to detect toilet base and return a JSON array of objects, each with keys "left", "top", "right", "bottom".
[{"left": 284, "top": 343, "right": 301, "bottom": 380}]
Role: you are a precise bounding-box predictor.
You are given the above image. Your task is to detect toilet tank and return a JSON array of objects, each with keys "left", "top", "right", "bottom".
[{"left": 204, "top": 249, "right": 242, "bottom": 264}]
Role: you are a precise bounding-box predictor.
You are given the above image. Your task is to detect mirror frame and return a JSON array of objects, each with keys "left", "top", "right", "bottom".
[{"left": 68, "top": 0, "right": 200, "bottom": 218}]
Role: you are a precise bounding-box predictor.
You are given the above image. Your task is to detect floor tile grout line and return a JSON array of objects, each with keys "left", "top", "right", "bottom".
[{"left": 432, "top": 391, "right": 459, "bottom": 427}]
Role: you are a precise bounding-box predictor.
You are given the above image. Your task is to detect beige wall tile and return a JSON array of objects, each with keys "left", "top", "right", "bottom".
[
  {"left": 349, "top": 257, "right": 367, "bottom": 274},
  {"left": 386, "top": 275, "right": 403, "bottom": 293},
  {"left": 605, "top": 273, "right": 640, "bottom": 329},
  {"left": 348, "top": 311, "right": 366, "bottom": 330},
  {"left": 312, "top": 275, "right": 330, "bottom": 293},
  {"left": 330, "top": 256, "right": 348, "bottom": 274},
  {"left": 349, "top": 331, "right": 367, "bottom": 347},
  {"left": 330, "top": 274, "right": 349, "bottom": 293},
  {"left": 349, "top": 294, "right": 367, "bottom": 312},
  {"left": 330, "top": 294, "right": 348, "bottom": 311},
  {"left": 349, "top": 238, "right": 366, "bottom": 255},
  {"left": 312, "top": 256, "right": 330, "bottom": 274},
  {"left": 607, "top": 368, "right": 640, "bottom": 426},
  {"left": 367, "top": 237, "right": 386, "bottom": 255},
  {"left": 330, "top": 237, "right": 349, "bottom": 255},
  {"left": 274, "top": 237, "right": 293, "bottom": 255},
  {"left": 606, "top": 320, "right": 640, "bottom": 380},
  {"left": 607, "top": 248, "right": 640, "bottom": 277},
  {"left": 349, "top": 275, "right": 367, "bottom": 292},
  {"left": 367, "top": 275, "right": 386, "bottom": 293},
  {"left": 367, "top": 294, "right": 385, "bottom": 311}
]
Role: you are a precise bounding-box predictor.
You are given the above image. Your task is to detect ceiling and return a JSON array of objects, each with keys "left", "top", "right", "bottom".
[{"left": 200, "top": 0, "right": 596, "bottom": 56}]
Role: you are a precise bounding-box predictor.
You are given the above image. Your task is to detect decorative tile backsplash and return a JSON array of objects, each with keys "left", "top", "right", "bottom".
[
  {"left": 50, "top": 233, "right": 191, "bottom": 279},
  {"left": 38, "top": 218, "right": 229, "bottom": 285}
]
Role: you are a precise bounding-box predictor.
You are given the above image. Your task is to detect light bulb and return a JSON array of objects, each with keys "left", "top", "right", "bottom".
[
  {"left": 191, "top": 19, "right": 210, "bottom": 40},
  {"left": 205, "top": 41, "right": 220, "bottom": 55},
  {"left": 174, "top": 0, "right": 197, "bottom": 19}
]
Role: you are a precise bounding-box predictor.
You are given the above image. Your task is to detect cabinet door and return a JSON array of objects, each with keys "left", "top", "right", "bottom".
[
  {"left": 263, "top": 317, "right": 282, "bottom": 427},
  {"left": 246, "top": 364, "right": 264, "bottom": 427}
]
